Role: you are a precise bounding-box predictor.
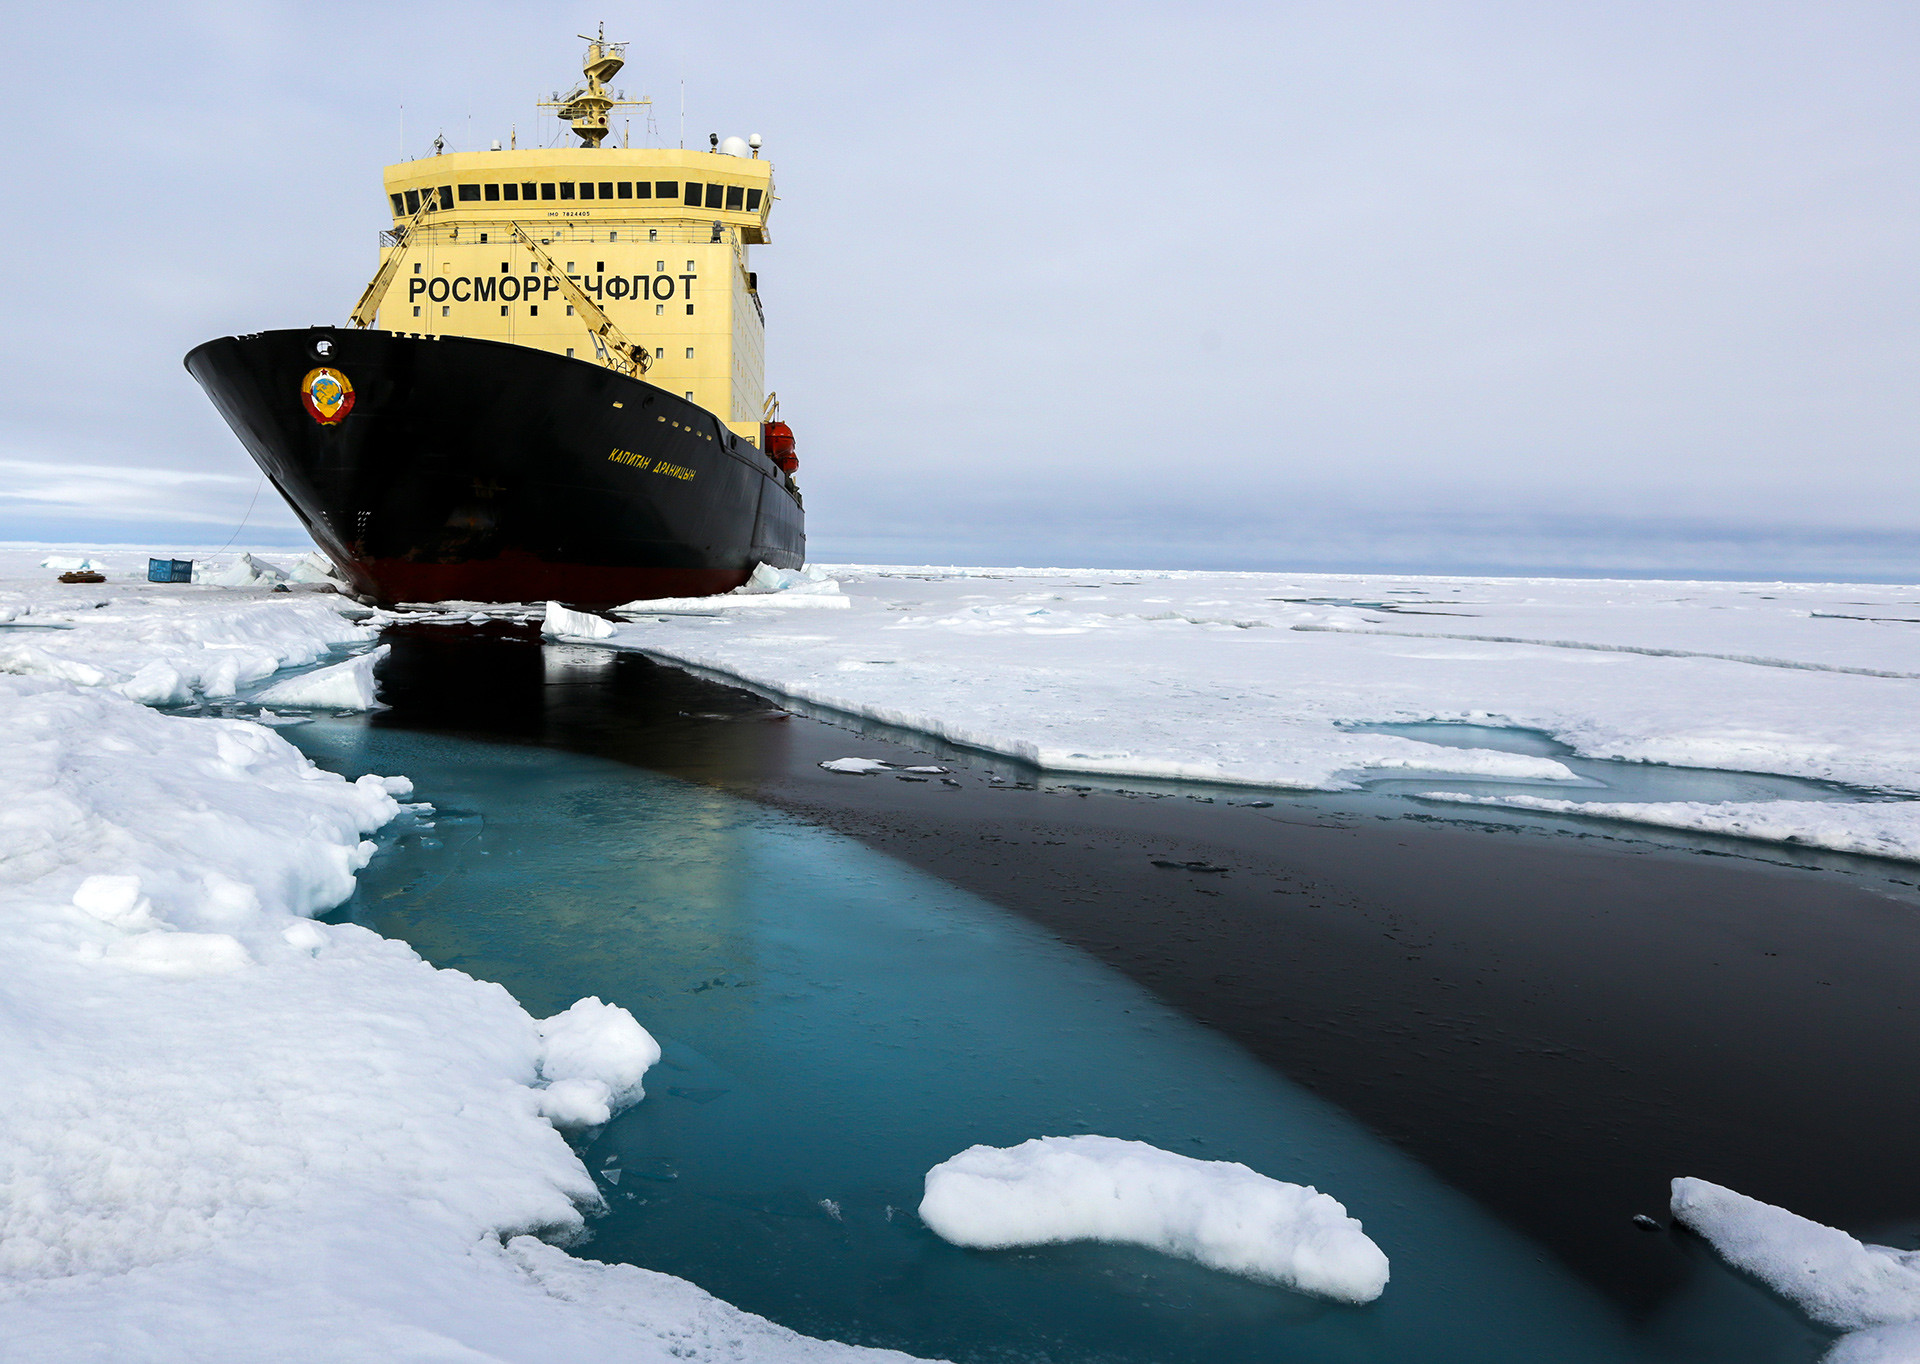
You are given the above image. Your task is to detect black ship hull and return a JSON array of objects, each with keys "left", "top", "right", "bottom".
[{"left": 184, "top": 328, "right": 803, "bottom": 607}]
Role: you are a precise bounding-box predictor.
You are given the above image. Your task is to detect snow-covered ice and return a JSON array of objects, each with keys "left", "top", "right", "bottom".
[
  {"left": 582, "top": 565, "right": 1920, "bottom": 860},
  {"left": 820, "top": 757, "right": 894, "bottom": 774},
  {"left": 194, "top": 551, "right": 288, "bottom": 587},
  {"left": 919, "top": 1135, "right": 1389, "bottom": 1304},
  {"left": 543, "top": 600, "right": 617, "bottom": 639},
  {"left": 0, "top": 546, "right": 933, "bottom": 1363},
  {"left": 253, "top": 644, "right": 389, "bottom": 710},
  {"left": 533, "top": 996, "right": 663, "bottom": 1129},
  {"left": 1671, "top": 1178, "right": 1920, "bottom": 1362}
]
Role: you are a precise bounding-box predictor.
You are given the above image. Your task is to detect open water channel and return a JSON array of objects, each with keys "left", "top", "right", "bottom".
[{"left": 269, "top": 624, "right": 1920, "bottom": 1363}]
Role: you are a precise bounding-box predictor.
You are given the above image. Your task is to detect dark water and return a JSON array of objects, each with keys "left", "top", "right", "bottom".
[{"left": 270, "top": 625, "right": 1920, "bottom": 1361}]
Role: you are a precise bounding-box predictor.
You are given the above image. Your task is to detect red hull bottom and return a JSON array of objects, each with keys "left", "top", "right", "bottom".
[{"left": 351, "top": 551, "right": 751, "bottom": 608}]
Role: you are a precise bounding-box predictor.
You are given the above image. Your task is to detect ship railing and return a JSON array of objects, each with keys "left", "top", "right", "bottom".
[{"left": 375, "top": 221, "right": 745, "bottom": 251}]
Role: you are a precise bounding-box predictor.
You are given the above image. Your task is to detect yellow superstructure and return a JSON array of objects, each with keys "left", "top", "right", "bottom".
[{"left": 357, "top": 37, "right": 776, "bottom": 448}]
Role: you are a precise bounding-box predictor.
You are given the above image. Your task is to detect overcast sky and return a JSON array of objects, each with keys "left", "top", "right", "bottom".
[{"left": 3, "top": 1, "right": 1916, "bottom": 576}]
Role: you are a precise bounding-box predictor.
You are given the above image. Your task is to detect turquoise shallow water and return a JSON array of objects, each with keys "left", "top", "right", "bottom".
[{"left": 293, "top": 716, "right": 1824, "bottom": 1363}]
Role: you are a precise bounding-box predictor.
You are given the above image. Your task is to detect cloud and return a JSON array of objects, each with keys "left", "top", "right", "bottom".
[{"left": 0, "top": 458, "right": 276, "bottom": 527}]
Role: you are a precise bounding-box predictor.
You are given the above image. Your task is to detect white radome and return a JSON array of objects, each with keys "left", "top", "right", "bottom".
[{"left": 718, "top": 135, "right": 751, "bottom": 157}]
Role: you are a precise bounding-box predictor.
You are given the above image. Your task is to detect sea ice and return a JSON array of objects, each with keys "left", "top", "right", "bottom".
[
  {"left": 534, "top": 996, "right": 661, "bottom": 1129},
  {"left": 573, "top": 565, "right": 1920, "bottom": 858},
  {"left": 542, "top": 600, "right": 617, "bottom": 639},
  {"left": 287, "top": 550, "right": 343, "bottom": 585},
  {"left": 194, "top": 551, "right": 289, "bottom": 587},
  {"left": 1671, "top": 1177, "right": 1920, "bottom": 1361},
  {"left": 1415, "top": 792, "right": 1920, "bottom": 863},
  {"left": 0, "top": 548, "right": 928, "bottom": 1361},
  {"left": 919, "top": 1135, "right": 1390, "bottom": 1303},
  {"left": 252, "top": 645, "right": 389, "bottom": 710},
  {"left": 735, "top": 563, "right": 845, "bottom": 596},
  {"left": 820, "top": 757, "right": 893, "bottom": 774}
]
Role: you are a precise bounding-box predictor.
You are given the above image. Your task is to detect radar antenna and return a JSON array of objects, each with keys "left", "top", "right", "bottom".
[{"left": 538, "top": 23, "right": 650, "bottom": 148}]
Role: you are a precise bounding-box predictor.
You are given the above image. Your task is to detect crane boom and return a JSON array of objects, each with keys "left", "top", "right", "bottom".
[
  {"left": 511, "top": 224, "right": 652, "bottom": 376},
  {"left": 348, "top": 190, "right": 440, "bottom": 329}
]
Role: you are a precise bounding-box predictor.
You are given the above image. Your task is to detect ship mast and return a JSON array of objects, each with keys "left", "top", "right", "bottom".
[{"left": 538, "top": 24, "right": 649, "bottom": 148}]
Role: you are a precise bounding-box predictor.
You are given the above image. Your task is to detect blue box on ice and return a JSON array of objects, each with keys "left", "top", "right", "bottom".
[{"left": 148, "top": 559, "right": 193, "bottom": 584}]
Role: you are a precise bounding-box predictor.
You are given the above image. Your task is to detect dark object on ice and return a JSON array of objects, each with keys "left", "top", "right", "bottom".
[
  {"left": 148, "top": 558, "right": 193, "bottom": 583},
  {"left": 896, "top": 775, "right": 929, "bottom": 783},
  {"left": 941, "top": 778, "right": 962, "bottom": 787},
  {"left": 1631, "top": 1214, "right": 1663, "bottom": 1233},
  {"left": 57, "top": 570, "right": 105, "bottom": 584}
]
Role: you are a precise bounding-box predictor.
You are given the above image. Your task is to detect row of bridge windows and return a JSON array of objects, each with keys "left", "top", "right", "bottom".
[{"left": 393, "top": 182, "right": 763, "bottom": 216}]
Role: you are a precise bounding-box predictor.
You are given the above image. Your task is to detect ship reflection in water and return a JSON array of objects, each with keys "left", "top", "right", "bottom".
[{"left": 278, "top": 626, "right": 1828, "bottom": 1364}]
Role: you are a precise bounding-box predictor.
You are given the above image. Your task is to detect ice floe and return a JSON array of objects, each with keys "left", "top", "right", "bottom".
[
  {"left": 0, "top": 548, "right": 929, "bottom": 1362},
  {"left": 253, "top": 644, "right": 389, "bottom": 710},
  {"left": 920, "top": 1135, "right": 1389, "bottom": 1303},
  {"left": 1672, "top": 1178, "right": 1920, "bottom": 1362},
  {"left": 820, "top": 757, "right": 894, "bottom": 774},
  {"left": 575, "top": 565, "right": 1920, "bottom": 857},
  {"left": 1415, "top": 793, "right": 1920, "bottom": 862},
  {"left": 542, "top": 600, "right": 618, "bottom": 639}
]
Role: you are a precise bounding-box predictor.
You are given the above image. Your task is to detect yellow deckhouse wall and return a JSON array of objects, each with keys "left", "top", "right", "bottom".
[{"left": 373, "top": 149, "right": 775, "bottom": 446}]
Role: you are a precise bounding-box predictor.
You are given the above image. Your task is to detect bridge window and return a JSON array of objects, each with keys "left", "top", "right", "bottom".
[
  {"left": 559, "top": 182, "right": 576, "bottom": 200},
  {"left": 724, "top": 185, "right": 743, "bottom": 211},
  {"left": 655, "top": 180, "right": 678, "bottom": 199},
  {"left": 706, "top": 183, "right": 721, "bottom": 206},
  {"left": 437, "top": 186, "right": 453, "bottom": 209},
  {"left": 539, "top": 183, "right": 555, "bottom": 200},
  {"left": 389, "top": 193, "right": 404, "bottom": 215},
  {"left": 635, "top": 182, "right": 652, "bottom": 199},
  {"left": 617, "top": 182, "right": 633, "bottom": 198},
  {"left": 484, "top": 184, "right": 501, "bottom": 201},
  {"left": 457, "top": 184, "right": 481, "bottom": 202},
  {"left": 599, "top": 182, "right": 613, "bottom": 198},
  {"left": 502, "top": 183, "right": 519, "bottom": 201},
  {"left": 746, "top": 188, "right": 762, "bottom": 211},
  {"left": 580, "top": 183, "right": 596, "bottom": 199},
  {"left": 404, "top": 189, "right": 420, "bottom": 213}
]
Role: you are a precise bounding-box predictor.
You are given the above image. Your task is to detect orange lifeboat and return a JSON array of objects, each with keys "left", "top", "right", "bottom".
[{"left": 763, "top": 420, "right": 798, "bottom": 473}]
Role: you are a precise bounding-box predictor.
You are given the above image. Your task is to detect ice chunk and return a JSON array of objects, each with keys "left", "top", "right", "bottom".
[
  {"left": 542, "top": 601, "right": 617, "bottom": 639},
  {"left": 103, "top": 930, "right": 252, "bottom": 975},
  {"left": 735, "top": 562, "right": 844, "bottom": 596},
  {"left": 536, "top": 996, "right": 661, "bottom": 1124},
  {"left": 1670, "top": 1177, "right": 1920, "bottom": 1333},
  {"left": 919, "top": 1135, "right": 1390, "bottom": 1303},
  {"left": 40, "top": 555, "right": 106, "bottom": 571},
  {"left": 72, "top": 875, "right": 158, "bottom": 930},
  {"left": 287, "top": 552, "right": 343, "bottom": 585},
  {"left": 537, "top": 1077, "right": 616, "bottom": 1130},
  {"left": 196, "top": 553, "right": 289, "bottom": 588},
  {"left": 819, "top": 758, "right": 892, "bottom": 774},
  {"left": 113, "top": 660, "right": 192, "bottom": 707},
  {"left": 253, "top": 646, "right": 388, "bottom": 711},
  {"left": 281, "top": 920, "right": 327, "bottom": 953}
]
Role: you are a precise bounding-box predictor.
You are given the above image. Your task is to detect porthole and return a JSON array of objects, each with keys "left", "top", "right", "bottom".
[{"left": 312, "top": 337, "right": 334, "bottom": 358}]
